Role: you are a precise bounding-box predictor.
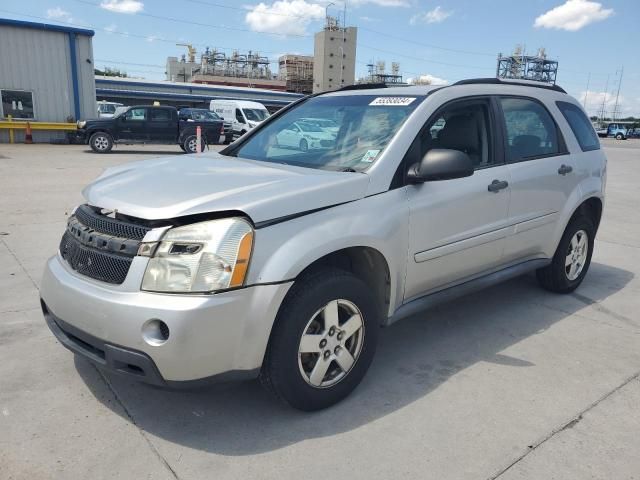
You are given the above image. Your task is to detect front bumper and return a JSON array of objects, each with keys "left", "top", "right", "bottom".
[{"left": 41, "top": 254, "right": 292, "bottom": 384}]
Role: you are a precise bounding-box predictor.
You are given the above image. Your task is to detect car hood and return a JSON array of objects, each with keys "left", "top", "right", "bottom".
[
  {"left": 83, "top": 118, "right": 115, "bottom": 127},
  {"left": 305, "top": 131, "right": 335, "bottom": 140},
  {"left": 83, "top": 151, "right": 370, "bottom": 223}
]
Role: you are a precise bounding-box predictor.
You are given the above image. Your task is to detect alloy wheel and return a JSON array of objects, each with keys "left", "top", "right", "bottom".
[
  {"left": 94, "top": 135, "right": 109, "bottom": 151},
  {"left": 298, "top": 299, "right": 365, "bottom": 388},
  {"left": 565, "top": 229, "right": 588, "bottom": 280}
]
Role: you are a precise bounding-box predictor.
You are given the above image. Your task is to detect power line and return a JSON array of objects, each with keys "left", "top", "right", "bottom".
[
  {"left": 96, "top": 59, "right": 166, "bottom": 69},
  {"left": 358, "top": 26, "right": 495, "bottom": 57},
  {"left": 358, "top": 44, "right": 494, "bottom": 71},
  {"left": 73, "top": 0, "right": 310, "bottom": 38},
  {"left": 0, "top": 9, "right": 286, "bottom": 58}
]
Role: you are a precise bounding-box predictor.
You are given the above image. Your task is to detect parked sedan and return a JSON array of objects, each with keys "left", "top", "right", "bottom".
[{"left": 275, "top": 121, "right": 336, "bottom": 151}]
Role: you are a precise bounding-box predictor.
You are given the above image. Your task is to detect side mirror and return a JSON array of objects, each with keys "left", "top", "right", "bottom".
[{"left": 407, "top": 148, "right": 474, "bottom": 183}]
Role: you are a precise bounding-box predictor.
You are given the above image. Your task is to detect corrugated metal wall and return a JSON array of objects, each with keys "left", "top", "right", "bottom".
[{"left": 0, "top": 24, "right": 96, "bottom": 143}]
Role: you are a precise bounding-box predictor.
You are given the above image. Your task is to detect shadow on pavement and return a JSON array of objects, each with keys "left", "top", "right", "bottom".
[
  {"left": 83, "top": 149, "right": 186, "bottom": 156},
  {"left": 76, "top": 262, "right": 634, "bottom": 456}
]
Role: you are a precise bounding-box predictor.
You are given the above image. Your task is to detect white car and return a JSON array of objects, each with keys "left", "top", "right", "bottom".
[
  {"left": 298, "top": 117, "right": 340, "bottom": 135},
  {"left": 275, "top": 121, "right": 336, "bottom": 151},
  {"left": 96, "top": 101, "right": 123, "bottom": 118}
]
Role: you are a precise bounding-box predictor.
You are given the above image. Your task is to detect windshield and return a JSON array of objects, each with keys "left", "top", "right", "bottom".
[
  {"left": 243, "top": 108, "right": 269, "bottom": 122},
  {"left": 187, "top": 110, "right": 220, "bottom": 121},
  {"left": 113, "top": 106, "right": 128, "bottom": 118},
  {"left": 230, "top": 95, "right": 424, "bottom": 171},
  {"left": 98, "top": 104, "right": 118, "bottom": 114},
  {"left": 298, "top": 122, "right": 324, "bottom": 133}
]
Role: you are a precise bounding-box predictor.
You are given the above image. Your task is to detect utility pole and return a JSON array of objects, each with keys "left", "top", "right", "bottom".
[
  {"left": 599, "top": 74, "right": 610, "bottom": 123},
  {"left": 582, "top": 72, "right": 590, "bottom": 110},
  {"left": 612, "top": 66, "right": 624, "bottom": 121}
]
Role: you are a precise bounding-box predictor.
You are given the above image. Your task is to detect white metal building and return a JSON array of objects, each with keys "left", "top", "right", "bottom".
[{"left": 0, "top": 18, "right": 96, "bottom": 142}]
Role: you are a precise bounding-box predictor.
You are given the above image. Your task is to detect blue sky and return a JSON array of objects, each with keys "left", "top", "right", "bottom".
[{"left": 2, "top": 0, "right": 638, "bottom": 115}]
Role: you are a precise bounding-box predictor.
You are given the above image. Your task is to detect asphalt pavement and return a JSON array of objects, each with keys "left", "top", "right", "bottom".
[{"left": 1, "top": 139, "right": 639, "bottom": 479}]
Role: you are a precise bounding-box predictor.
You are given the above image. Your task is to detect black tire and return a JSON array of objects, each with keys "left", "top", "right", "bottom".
[
  {"left": 536, "top": 214, "right": 595, "bottom": 293},
  {"left": 89, "top": 132, "right": 113, "bottom": 153},
  {"left": 260, "top": 269, "right": 379, "bottom": 411},
  {"left": 615, "top": 133, "right": 624, "bottom": 140},
  {"left": 299, "top": 138, "right": 308, "bottom": 152},
  {"left": 183, "top": 135, "right": 205, "bottom": 154},
  {"left": 179, "top": 144, "right": 186, "bottom": 152}
]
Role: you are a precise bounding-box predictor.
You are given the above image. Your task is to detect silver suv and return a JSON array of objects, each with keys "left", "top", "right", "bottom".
[{"left": 41, "top": 79, "right": 606, "bottom": 410}]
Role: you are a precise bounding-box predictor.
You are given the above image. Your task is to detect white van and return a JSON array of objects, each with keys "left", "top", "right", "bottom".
[
  {"left": 209, "top": 100, "right": 269, "bottom": 139},
  {"left": 97, "top": 101, "right": 124, "bottom": 118}
]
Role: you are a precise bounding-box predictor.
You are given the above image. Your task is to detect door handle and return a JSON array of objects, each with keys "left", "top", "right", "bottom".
[
  {"left": 558, "top": 164, "right": 573, "bottom": 175},
  {"left": 488, "top": 179, "right": 509, "bottom": 193}
]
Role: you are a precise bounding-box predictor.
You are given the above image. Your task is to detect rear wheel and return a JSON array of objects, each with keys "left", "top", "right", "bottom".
[
  {"left": 89, "top": 132, "right": 113, "bottom": 153},
  {"left": 260, "top": 269, "right": 379, "bottom": 411},
  {"left": 183, "top": 135, "right": 205, "bottom": 154},
  {"left": 536, "top": 215, "right": 595, "bottom": 293}
]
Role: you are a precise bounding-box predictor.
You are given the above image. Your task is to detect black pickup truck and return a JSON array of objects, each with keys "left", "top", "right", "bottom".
[{"left": 76, "top": 105, "right": 226, "bottom": 153}]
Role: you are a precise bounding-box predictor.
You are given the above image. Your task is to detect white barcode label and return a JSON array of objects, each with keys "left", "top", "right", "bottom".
[{"left": 369, "top": 97, "right": 416, "bottom": 106}]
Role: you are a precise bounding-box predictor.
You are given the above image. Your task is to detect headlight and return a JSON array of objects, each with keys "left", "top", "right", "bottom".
[
  {"left": 77, "top": 120, "right": 86, "bottom": 128},
  {"left": 141, "top": 218, "right": 253, "bottom": 293}
]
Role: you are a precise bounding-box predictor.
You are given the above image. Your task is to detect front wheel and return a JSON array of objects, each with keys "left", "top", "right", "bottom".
[
  {"left": 536, "top": 215, "right": 595, "bottom": 293},
  {"left": 89, "top": 132, "right": 113, "bottom": 153},
  {"left": 260, "top": 269, "right": 379, "bottom": 411},
  {"left": 615, "top": 133, "right": 624, "bottom": 140}
]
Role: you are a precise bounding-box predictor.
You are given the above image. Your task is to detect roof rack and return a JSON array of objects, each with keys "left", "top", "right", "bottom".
[
  {"left": 453, "top": 78, "right": 566, "bottom": 94},
  {"left": 337, "top": 83, "right": 388, "bottom": 91}
]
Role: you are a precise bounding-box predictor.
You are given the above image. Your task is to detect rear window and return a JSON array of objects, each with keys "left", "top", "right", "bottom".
[{"left": 556, "top": 102, "right": 600, "bottom": 151}]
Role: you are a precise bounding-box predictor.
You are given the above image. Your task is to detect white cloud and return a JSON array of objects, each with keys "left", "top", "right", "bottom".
[
  {"left": 410, "top": 6, "right": 453, "bottom": 25},
  {"left": 534, "top": 0, "right": 613, "bottom": 31},
  {"left": 351, "top": 0, "right": 410, "bottom": 7},
  {"left": 359, "top": 16, "right": 380, "bottom": 22},
  {"left": 407, "top": 74, "right": 448, "bottom": 85},
  {"left": 580, "top": 90, "right": 640, "bottom": 117},
  {"left": 46, "top": 7, "right": 73, "bottom": 22},
  {"left": 146, "top": 34, "right": 160, "bottom": 42},
  {"left": 100, "top": 0, "right": 144, "bottom": 14},
  {"left": 245, "top": 0, "right": 324, "bottom": 36},
  {"left": 104, "top": 23, "right": 118, "bottom": 34}
]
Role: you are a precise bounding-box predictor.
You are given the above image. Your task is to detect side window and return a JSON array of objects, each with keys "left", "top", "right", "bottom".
[
  {"left": 421, "top": 100, "right": 494, "bottom": 169},
  {"left": 125, "top": 108, "right": 146, "bottom": 121},
  {"left": 499, "top": 97, "right": 559, "bottom": 162},
  {"left": 556, "top": 101, "right": 600, "bottom": 151},
  {"left": 235, "top": 108, "right": 245, "bottom": 123},
  {"left": 1, "top": 89, "right": 35, "bottom": 119},
  {"left": 150, "top": 109, "right": 171, "bottom": 122}
]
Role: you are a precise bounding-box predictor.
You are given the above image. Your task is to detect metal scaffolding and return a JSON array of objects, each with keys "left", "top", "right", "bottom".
[
  {"left": 195, "top": 48, "right": 273, "bottom": 80},
  {"left": 361, "top": 61, "right": 404, "bottom": 85},
  {"left": 496, "top": 46, "right": 559, "bottom": 85},
  {"left": 278, "top": 55, "right": 314, "bottom": 94}
]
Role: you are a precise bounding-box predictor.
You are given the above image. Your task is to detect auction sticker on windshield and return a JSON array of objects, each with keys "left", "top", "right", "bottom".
[
  {"left": 361, "top": 149, "right": 381, "bottom": 163},
  {"left": 369, "top": 97, "right": 417, "bottom": 106}
]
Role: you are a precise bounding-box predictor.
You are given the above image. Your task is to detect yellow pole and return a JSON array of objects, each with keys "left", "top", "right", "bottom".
[{"left": 8, "top": 115, "right": 14, "bottom": 144}]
